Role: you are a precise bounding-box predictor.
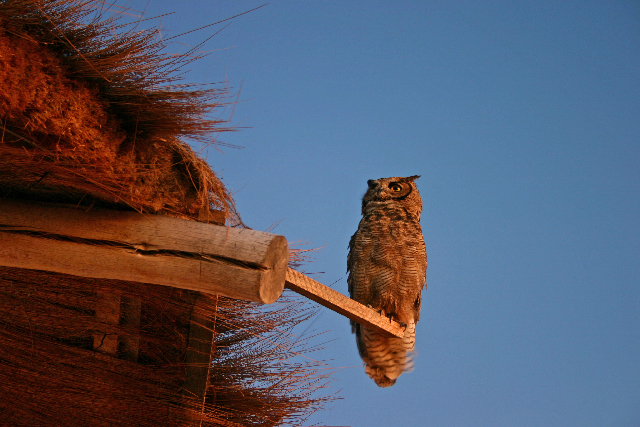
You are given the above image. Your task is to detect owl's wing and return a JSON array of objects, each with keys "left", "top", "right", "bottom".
[
  {"left": 402, "top": 233, "right": 427, "bottom": 321},
  {"left": 347, "top": 227, "right": 371, "bottom": 303},
  {"left": 349, "top": 224, "right": 402, "bottom": 305}
]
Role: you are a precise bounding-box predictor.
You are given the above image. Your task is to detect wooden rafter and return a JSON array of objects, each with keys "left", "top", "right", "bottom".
[
  {"left": 0, "top": 197, "right": 403, "bottom": 337},
  {"left": 0, "top": 198, "right": 287, "bottom": 304},
  {"left": 285, "top": 269, "right": 404, "bottom": 338}
]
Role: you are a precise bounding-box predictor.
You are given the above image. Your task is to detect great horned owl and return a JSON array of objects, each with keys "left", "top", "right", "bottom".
[{"left": 347, "top": 175, "right": 427, "bottom": 387}]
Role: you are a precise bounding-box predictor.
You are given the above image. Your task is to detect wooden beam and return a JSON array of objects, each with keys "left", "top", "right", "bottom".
[
  {"left": 285, "top": 268, "right": 405, "bottom": 338},
  {"left": 0, "top": 198, "right": 288, "bottom": 304},
  {"left": 1, "top": 198, "right": 407, "bottom": 337}
]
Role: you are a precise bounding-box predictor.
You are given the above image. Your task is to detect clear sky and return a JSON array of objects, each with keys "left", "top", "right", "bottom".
[{"left": 129, "top": 2, "right": 639, "bottom": 426}]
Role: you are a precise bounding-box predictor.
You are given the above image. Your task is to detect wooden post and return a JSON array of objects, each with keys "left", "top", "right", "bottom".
[
  {"left": 0, "top": 198, "right": 288, "bottom": 304},
  {"left": 93, "top": 290, "right": 121, "bottom": 355},
  {"left": 285, "top": 268, "right": 406, "bottom": 338},
  {"left": 91, "top": 291, "right": 141, "bottom": 361},
  {"left": 120, "top": 296, "right": 142, "bottom": 362}
]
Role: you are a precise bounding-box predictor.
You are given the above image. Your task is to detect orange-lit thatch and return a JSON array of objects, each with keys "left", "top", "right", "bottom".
[
  {"left": 0, "top": 0, "right": 238, "bottom": 221},
  {"left": 0, "top": 1, "right": 334, "bottom": 425}
]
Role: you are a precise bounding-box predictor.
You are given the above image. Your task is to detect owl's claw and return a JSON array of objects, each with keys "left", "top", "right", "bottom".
[
  {"left": 377, "top": 309, "right": 400, "bottom": 324},
  {"left": 371, "top": 307, "right": 400, "bottom": 325}
]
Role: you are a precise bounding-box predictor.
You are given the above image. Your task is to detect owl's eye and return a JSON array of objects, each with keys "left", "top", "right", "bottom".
[{"left": 389, "top": 183, "right": 402, "bottom": 192}]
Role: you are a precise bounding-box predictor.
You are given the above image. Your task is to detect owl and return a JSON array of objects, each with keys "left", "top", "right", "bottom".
[{"left": 347, "top": 175, "right": 427, "bottom": 387}]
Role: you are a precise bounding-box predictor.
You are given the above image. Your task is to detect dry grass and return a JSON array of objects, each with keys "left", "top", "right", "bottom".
[
  {"left": 0, "top": 0, "right": 239, "bottom": 222},
  {"left": 0, "top": 266, "right": 334, "bottom": 426}
]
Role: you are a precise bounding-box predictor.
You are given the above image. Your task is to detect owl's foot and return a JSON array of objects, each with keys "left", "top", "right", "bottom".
[
  {"left": 377, "top": 308, "right": 394, "bottom": 321},
  {"left": 398, "top": 321, "right": 408, "bottom": 330},
  {"left": 378, "top": 309, "right": 400, "bottom": 324},
  {"left": 370, "top": 307, "right": 398, "bottom": 324}
]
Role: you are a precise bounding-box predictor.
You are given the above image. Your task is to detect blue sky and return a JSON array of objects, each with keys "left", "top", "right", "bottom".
[{"left": 130, "top": 2, "right": 639, "bottom": 426}]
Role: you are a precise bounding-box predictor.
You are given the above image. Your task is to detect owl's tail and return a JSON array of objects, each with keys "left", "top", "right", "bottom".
[{"left": 355, "top": 320, "right": 416, "bottom": 387}]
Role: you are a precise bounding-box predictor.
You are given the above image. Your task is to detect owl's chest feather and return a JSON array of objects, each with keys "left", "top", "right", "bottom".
[{"left": 359, "top": 208, "right": 420, "bottom": 243}]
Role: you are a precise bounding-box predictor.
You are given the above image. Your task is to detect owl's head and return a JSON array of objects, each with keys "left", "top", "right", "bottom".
[{"left": 361, "top": 175, "right": 422, "bottom": 219}]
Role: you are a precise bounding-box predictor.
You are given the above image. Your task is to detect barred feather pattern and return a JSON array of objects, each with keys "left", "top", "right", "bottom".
[
  {"left": 348, "top": 176, "right": 426, "bottom": 387},
  {"left": 355, "top": 320, "right": 417, "bottom": 387}
]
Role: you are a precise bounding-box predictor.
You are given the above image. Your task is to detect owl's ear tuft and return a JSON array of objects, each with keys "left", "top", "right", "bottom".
[
  {"left": 367, "top": 179, "right": 377, "bottom": 188},
  {"left": 405, "top": 175, "right": 420, "bottom": 182}
]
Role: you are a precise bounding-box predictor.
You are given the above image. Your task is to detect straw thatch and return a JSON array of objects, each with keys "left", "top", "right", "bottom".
[
  {"left": 0, "top": 0, "right": 238, "bottom": 221},
  {"left": 0, "top": 1, "right": 335, "bottom": 425},
  {"left": 0, "top": 266, "right": 333, "bottom": 426}
]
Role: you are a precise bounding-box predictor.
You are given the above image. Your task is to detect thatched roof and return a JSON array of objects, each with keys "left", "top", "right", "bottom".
[
  {"left": 0, "top": 0, "right": 238, "bottom": 222},
  {"left": 0, "top": 1, "right": 334, "bottom": 425},
  {"left": 0, "top": 266, "right": 332, "bottom": 426}
]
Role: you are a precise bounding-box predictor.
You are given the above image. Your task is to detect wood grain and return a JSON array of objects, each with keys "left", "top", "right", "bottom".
[
  {"left": 93, "top": 290, "right": 121, "bottom": 356},
  {"left": 285, "top": 268, "right": 405, "bottom": 338},
  {"left": 0, "top": 198, "right": 288, "bottom": 304}
]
